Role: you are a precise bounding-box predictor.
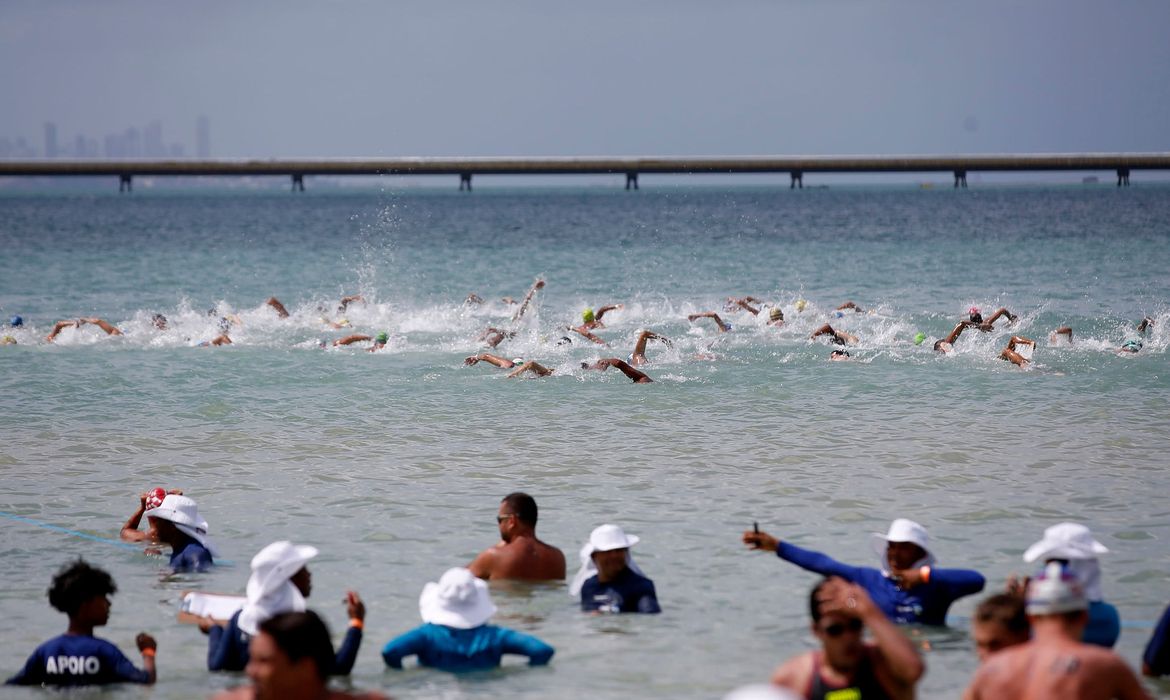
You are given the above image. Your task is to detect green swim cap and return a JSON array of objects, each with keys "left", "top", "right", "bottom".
[
  {"left": 914, "top": 332, "right": 926, "bottom": 346},
  {"left": 582, "top": 308, "right": 595, "bottom": 323},
  {"left": 375, "top": 332, "right": 389, "bottom": 344}
]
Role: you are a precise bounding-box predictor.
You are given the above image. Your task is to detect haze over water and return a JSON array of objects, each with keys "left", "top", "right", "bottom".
[{"left": 1, "top": 184, "right": 1168, "bottom": 698}]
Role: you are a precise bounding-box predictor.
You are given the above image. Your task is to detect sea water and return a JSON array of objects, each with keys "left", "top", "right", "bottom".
[{"left": 0, "top": 184, "right": 1168, "bottom": 699}]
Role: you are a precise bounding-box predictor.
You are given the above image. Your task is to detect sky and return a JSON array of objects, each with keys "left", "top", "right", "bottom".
[{"left": 3, "top": 0, "right": 1170, "bottom": 160}]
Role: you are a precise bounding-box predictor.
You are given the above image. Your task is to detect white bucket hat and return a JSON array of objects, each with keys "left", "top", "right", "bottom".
[
  {"left": 1023, "top": 522, "right": 1108, "bottom": 563},
  {"left": 569, "top": 524, "right": 645, "bottom": 596},
  {"left": 1026, "top": 561, "right": 1088, "bottom": 616},
  {"left": 870, "top": 518, "right": 935, "bottom": 573},
  {"left": 144, "top": 494, "right": 218, "bottom": 556},
  {"left": 238, "top": 541, "right": 319, "bottom": 636},
  {"left": 419, "top": 567, "right": 497, "bottom": 629}
]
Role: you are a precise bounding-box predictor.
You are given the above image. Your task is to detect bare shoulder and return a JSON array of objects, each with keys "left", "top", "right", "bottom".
[
  {"left": 468, "top": 546, "right": 499, "bottom": 578},
  {"left": 212, "top": 688, "right": 253, "bottom": 700},
  {"left": 333, "top": 691, "right": 391, "bottom": 700},
  {"left": 771, "top": 651, "right": 813, "bottom": 693}
]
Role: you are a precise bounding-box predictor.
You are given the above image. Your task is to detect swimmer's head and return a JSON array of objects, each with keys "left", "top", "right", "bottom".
[
  {"left": 9, "top": 315, "right": 23, "bottom": 327},
  {"left": 795, "top": 299, "right": 808, "bottom": 312},
  {"left": 934, "top": 340, "right": 953, "bottom": 354},
  {"left": 557, "top": 336, "right": 573, "bottom": 345},
  {"left": 144, "top": 488, "right": 167, "bottom": 511},
  {"left": 375, "top": 332, "right": 389, "bottom": 345},
  {"left": 830, "top": 350, "right": 850, "bottom": 361},
  {"left": 582, "top": 308, "right": 595, "bottom": 324},
  {"left": 769, "top": 307, "right": 784, "bottom": 322},
  {"left": 511, "top": 358, "right": 524, "bottom": 366},
  {"left": 968, "top": 307, "right": 983, "bottom": 324},
  {"left": 834, "top": 311, "right": 844, "bottom": 318},
  {"left": 217, "top": 317, "right": 231, "bottom": 332},
  {"left": 152, "top": 313, "right": 168, "bottom": 330},
  {"left": 1, "top": 335, "right": 16, "bottom": 345},
  {"left": 913, "top": 332, "right": 926, "bottom": 346},
  {"left": 1121, "top": 339, "right": 1142, "bottom": 353},
  {"left": 338, "top": 318, "right": 350, "bottom": 327}
]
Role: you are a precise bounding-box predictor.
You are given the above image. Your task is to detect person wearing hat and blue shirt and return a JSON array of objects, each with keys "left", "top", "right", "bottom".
[
  {"left": 381, "top": 567, "right": 553, "bottom": 672},
  {"left": 201, "top": 540, "right": 365, "bottom": 674},
  {"left": 143, "top": 494, "right": 217, "bottom": 573},
  {"left": 572, "top": 524, "right": 661, "bottom": 614},
  {"left": 744, "top": 519, "right": 985, "bottom": 626}
]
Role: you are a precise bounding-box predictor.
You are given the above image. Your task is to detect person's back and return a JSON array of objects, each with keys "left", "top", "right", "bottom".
[
  {"left": 383, "top": 622, "right": 553, "bottom": 672},
  {"left": 483, "top": 536, "right": 566, "bottom": 581},
  {"left": 966, "top": 636, "right": 1149, "bottom": 700}
]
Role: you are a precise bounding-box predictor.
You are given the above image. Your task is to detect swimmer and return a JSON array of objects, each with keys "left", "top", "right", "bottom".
[
  {"left": 830, "top": 349, "right": 851, "bottom": 361},
  {"left": 588, "top": 358, "right": 653, "bottom": 383},
  {"left": 478, "top": 327, "right": 515, "bottom": 349},
  {"left": 580, "top": 304, "right": 622, "bottom": 330},
  {"left": 510, "top": 277, "right": 546, "bottom": 322},
  {"left": 120, "top": 488, "right": 184, "bottom": 543},
  {"left": 999, "top": 336, "right": 1036, "bottom": 367},
  {"left": 1116, "top": 339, "right": 1142, "bottom": 354},
  {"left": 198, "top": 334, "right": 232, "bottom": 347},
  {"left": 463, "top": 353, "right": 522, "bottom": 370},
  {"left": 337, "top": 294, "right": 364, "bottom": 313},
  {"left": 46, "top": 317, "right": 123, "bottom": 342},
  {"left": 836, "top": 301, "right": 865, "bottom": 313},
  {"left": 811, "top": 323, "right": 858, "bottom": 345},
  {"left": 333, "top": 332, "right": 388, "bottom": 351},
  {"left": 464, "top": 293, "right": 484, "bottom": 305},
  {"left": 1137, "top": 316, "right": 1154, "bottom": 334},
  {"left": 568, "top": 324, "right": 608, "bottom": 346},
  {"left": 967, "top": 306, "right": 1018, "bottom": 332},
  {"left": 795, "top": 299, "right": 809, "bottom": 313},
  {"left": 934, "top": 322, "right": 970, "bottom": 354},
  {"left": 1050, "top": 327, "right": 1073, "bottom": 344},
  {"left": 151, "top": 313, "right": 168, "bottom": 331},
  {"left": 767, "top": 307, "right": 785, "bottom": 327},
  {"left": 507, "top": 360, "right": 555, "bottom": 378},
  {"left": 265, "top": 297, "right": 290, "bottom": 319},
  {"left": 630, "top": 330, "right": 672, "bottom": 367},
  {"left": 726, "top": 296, "right": 762, "bottom": 315},
  {"left": 8, "top": 315, "right": 23, "bottom": 327},
  {"left": 688, "top": 311, "right": 732, "bottom": 333},
  {"left": 321, "top": 317, "right": 351, "bottom": 330},
  {"left": 1, "top": 335, "right": 16, "bottom": 346}
]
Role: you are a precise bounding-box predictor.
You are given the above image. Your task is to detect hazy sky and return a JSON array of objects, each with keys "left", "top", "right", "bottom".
[{"left": 4, "top": 1, "right": 1170, "bottom": 158}]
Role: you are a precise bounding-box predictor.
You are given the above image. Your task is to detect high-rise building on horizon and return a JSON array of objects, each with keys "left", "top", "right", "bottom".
[
  {"left": 44, "top": 122, "right": 58, "bottom": 159},
  {"left": 196, "top": 115, "right": 210, "bottom": 158}
]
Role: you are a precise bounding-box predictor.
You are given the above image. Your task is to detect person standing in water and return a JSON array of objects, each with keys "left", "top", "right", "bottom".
[{"left": 468, "top": 493, "right": 566, "bottom": 581}]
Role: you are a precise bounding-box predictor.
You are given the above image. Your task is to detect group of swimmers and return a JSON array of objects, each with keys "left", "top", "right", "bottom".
[
  {"left": 8, "top": 488, "right": 1170, "bottom": 699},
  {"left": 6, "top": 279, "right": 1156, "bottom": 377}
]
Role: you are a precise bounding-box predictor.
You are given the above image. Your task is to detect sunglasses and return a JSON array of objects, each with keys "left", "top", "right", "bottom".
[
  {"left": 822, "top": 618, "right": 864, "bottom": 637},
  {"left": 496, "top": 514, "right": 515, "bottom": 523}
]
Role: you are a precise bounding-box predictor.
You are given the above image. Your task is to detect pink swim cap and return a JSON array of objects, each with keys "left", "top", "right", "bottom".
[{"left": 968, "top": 306, "right": 980, "bottom": 315}]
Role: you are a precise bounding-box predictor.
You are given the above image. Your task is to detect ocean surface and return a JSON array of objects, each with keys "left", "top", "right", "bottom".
[{"left": 1, "top": 183, "right": 1168, "bottom": 699}]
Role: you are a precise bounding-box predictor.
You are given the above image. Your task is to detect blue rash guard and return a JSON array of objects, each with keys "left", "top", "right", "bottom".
[
  {"left": 169, "top": 541, "right": 214, "bottom": 573},
  {"left": 1143, "top": 604, "right": 1170, "bottom": 676},
  {"left": 580, "top": 567, "right": 661, "bottom": 614},
  {"left": 776, "top": 541, "right": 984, "bottom": 625},
  {"left": 6, "top": 634, "right": 150, "bottom": 686},
  {"left": 1085, "top": 600, "right": 1121, "bottom": 648},
  {"left": 207, "top": 609, "right": 362, "bottom": 674},
  {"left": 381, "top": 623, "right": 553, "bottom": 672}
]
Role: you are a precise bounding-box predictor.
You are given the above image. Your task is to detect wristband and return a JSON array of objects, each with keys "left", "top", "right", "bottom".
[
  {"left": 141, "top": 648, "right": 156, "bottom": 658},
  {"left": 919, "top": 566, "right": 931, "bottom": 584},
  {"left": 348, "top": 619, "right": 364, "bottom": 630}
]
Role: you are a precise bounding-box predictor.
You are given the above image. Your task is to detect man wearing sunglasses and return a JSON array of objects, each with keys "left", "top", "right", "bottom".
[
  {"left": 468, "top": 493, "right": 566, "bottom": 581},
  {"left": 771, "top": 577, "right": 923, "bottom": 700}
]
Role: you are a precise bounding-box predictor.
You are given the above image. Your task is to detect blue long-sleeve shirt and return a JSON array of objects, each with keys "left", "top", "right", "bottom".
[
  {"left": 381, "top": 623, "right": 554, "bottom": 672},
  {"left": 169, "top": 542, "right": 214, "bottom": 573},
  {"left": 6, "top": 634, "right": 150, "bottom": 687},
  {"left": 579, "top": 567, "right": 661, "bottom": 614},
  {"left": 1085, "top": 600, "right": 1121, "bottom": 648},
  {"left": 207, "top": 609, "right": 362, "bottom": 674},
  {"left": 1144, "top": 604, "right": 1170, "bottom": 675},
  {"left": 776, "top": 541, "right": 985, "bottom": 625}
]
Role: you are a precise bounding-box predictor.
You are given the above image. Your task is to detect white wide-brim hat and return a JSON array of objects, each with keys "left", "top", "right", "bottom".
[
  {"left": 870, "top": 518, "right": 935, "bottom": 569},
  {"left": 246, "top": 541, "right": 319, "bottom": 601},
  {"left": 1023, "top": 522, "right": 1108, "bottom": 563},
  {"left": 569, "top": 524, "right": 644, "bottom": 596},
  {"left": 419, "top": 567, "right": 497, "bottom": 629},
  {"left": 144, "top": 494, "right": 216, "bottom": 553}
]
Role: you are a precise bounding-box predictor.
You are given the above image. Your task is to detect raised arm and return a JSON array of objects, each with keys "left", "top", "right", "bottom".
[
  {"left": 338, "top": 294, "right": 364, "bottom": 311},
  {"left": 80, "top": 318, "right": 123, "bottom": 336},
  {"left": 594, "top": 304, "right": 623, "bottom": 321},
  {"left": 943, "top": 322, "right": 969, "bottom": 345},
  {"left": 836, "top": 301, "right": 864, "bottom": 313},
  {"left": 742, "top": 528, "right": 866, "bottom": 580},
  {"left": 1138, "top": 316, "right": 1154, "bottom": 333},
  {"left": 819, "top": 579, "right": 923, "bottom": 690},
  {"left": 1006, "top": 335, "right": 1035, "bottom": 352},
  {"left": 728, "top": 297, "right": 760, "bottom": 315},
  {"left": 121, "top": 492, "right": 151, "bottom": 542},
  {"left": 811, "top": 323, "right": 836, "bottom": 339},
  {"left": 330, "top": 592, "right": 366, "bottom": 675},
  {"left": 597, "top": 357, "right": 653, "bottom": 383},
  {"left": 46, "top": 319, "right": 78, "bottom": 342},
  {"left": 507, "top": 360, "right": 554, "bottom": 378},
  {"left": 333, "top": 334, "right": 371, "bottom": 347},
  {"left": 1050, "top": 326, "right": 1073, "bottom": 343},
  {"left": 464, "top": 353, "right": 517, "bottom": 369},
  {"left": 688, "top": 311, "right": 731, "bottom": 332},
  {"left": 631, "top": 330, "right": 671, "bottom": 366},
  {"left": 570, "top": 325, "right": 609, "bottom": 346},
  {"left": 510, "top": 278, "right": 546, "bottom": 322},
  {"left": 265, "top": 297, "right": 290, "bottom": 319},
  {"left": 983, "top": 307, "right": 1018, "bottom": 327},
  {"left": 478, "top": 327, "right": 513, "bottom": 348}
]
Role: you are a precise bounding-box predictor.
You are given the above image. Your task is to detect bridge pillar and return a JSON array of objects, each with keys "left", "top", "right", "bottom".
[
  {"left": 1117, "top": 168, "right": 1130, "bottom": 187},
  {"left": 291, "top": 174, "right": 305, "bottom": 192},
  {"left": 790, "top": 172, "right": 803, "bottom": 189},
  {"left": 625, "top": 173, "right": 639, "bottom": 190},
  {"left": 119, "top": 174, "right": 132, "bottom": 193},
  {"left": 459, "top": 173, "right": 472, "bottom": 191},
  {"left": 953, "top": 170, "right": 968, "bottom": 188}
]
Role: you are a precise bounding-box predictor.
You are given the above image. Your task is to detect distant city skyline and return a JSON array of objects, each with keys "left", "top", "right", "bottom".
[{"left": 0, "top": 117, "right": 209, "bottom": 160}]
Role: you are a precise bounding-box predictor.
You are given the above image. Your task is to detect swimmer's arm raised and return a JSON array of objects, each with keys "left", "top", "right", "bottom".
[
  {"left": 46, "top": 319, "right": 78, "bottom": 342},
  {"left": 594, "top": 304, "right": 623, "bottom": 321},
  {"left": 464, "top": 353, "right": 515, "bottom": 369},
  {"left": 510, "top": 278, "right": 545, "bottom": 322},
  {"left": 688, "top": 312, "right": 731, "bottom": 332},
  {"left": 338, "top": 294, "right": 364, "bottom": 311},
  {"left": 80, "top": 318, "right": 123, "bottom": 336},
  {"left": 265, "top": 297, "right": 290, "bottom": 319},
  {"left": 333, "top": 334, "right": 371, "bottom": 347},
  {"left": 120, "top": 492, "right": 151, "bottom": 542},
  {"left": 598, "top": 358, "right": 652, "bottom": 383},
  {"left": 943, "top": 322, "right": 968, "bottom": 345},
  {"left": 728, "top": 298, "right": 760, "bottom": 315},
  {"left": 571, "top": 326, "right": 608, "bottom": 346}
]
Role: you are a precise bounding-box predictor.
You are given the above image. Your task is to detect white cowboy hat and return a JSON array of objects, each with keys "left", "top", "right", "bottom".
[
  {"left": 419, "top": 568, "right": 497, "bottom": 629},
  {"left": 1023, "top": 522, "right": 1108, "bottom": 563},
  {"left": 870, "top": 518, "right": 935, "bottom": 571},
  {"left": 569, "top": 524, "right": 645, "bottom": 596},
  {"left": 238, "top": 541, "right": 318, "bottom": 635},
  {"left": 144, "top": 494, "right": 218, "bottom": 555}
]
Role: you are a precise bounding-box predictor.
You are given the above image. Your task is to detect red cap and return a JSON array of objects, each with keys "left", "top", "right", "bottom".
[{"left": 144, "top": 488, "right": 167, "bottom": 510}]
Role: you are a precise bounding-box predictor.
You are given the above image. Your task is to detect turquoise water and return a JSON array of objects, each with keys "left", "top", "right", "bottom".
[{"left": 1, "top": 185, "right": 1168, "bottom": 698}]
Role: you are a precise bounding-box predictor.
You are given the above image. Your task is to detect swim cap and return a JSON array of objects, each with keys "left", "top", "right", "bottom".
[
  {"left": 511, "top": 358, "right": 524, "bottom": 366},
  {"left": 914, "top": 332, "right": 926, "bottom": 346},
  {"left": 582, "top": 308, "right": 595, "bottom": 323},
  {"left": 1, "top": 335, "right": 15, "bottom": 345},
  {"left": 339, "top": 318, "right": 351, "bottom": 327},
  {"left": 9, "top": 315, "right": 22, "bottom": 327},
  {"left": 795, "top": 299, "right": 808, "bottom": 312},
  {"left": 968, "top": 306, "right": 980, "bottom": 315},
  {"left": 769, "top": 308, "right": 783, "bottom": 321},
  {"left": 144, "top": 487, "right": 167, "bottom": 511},
  {"left": 834, "top": 311, "right": 844, "bottom": 318},
  {"left": 375, "top": 332, "right": 389, "bottom": 344},
  {"left": 1122, "top": 340, "right": 1142, "bottom": 352}
]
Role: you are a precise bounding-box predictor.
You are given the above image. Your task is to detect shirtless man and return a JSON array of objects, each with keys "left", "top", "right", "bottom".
[
  {"left": 771, "top": 577, "right": 923, "bottom": 700},
  {"left": 971, "top": 593, "right": 1030, "bottom": 662},
  {"left": 999, "top": 335, "right": 1036, "bottom": 367},
  {"left": 963, "top": 562, "right": 1151, "bottom": 700},
  {"left": 811, "top": 323, "right": 858, "bottom": 346},
  {"left": 688, "top": 311, "right": 732, "bottom": 333},
  {"left": 468, "top": 493, "right": 566, "bottom": 581},
  {"left": 46, "top": 317, "right": 123, "bottom": 342}
]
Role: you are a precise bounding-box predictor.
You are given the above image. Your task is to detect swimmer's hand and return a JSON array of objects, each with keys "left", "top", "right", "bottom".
[
  {"left": 742, "top": 529, "right": 779, "bottom": 552},
  {"left": 463, "top": 355, "right": 480, "bottom": 366},
  {"left": 345, "top": 591, "right": 366, "bottom": 622},
  {"left": 815, "top": 578, "right": 873, "bottom": 619},
  {"left": 136, "top": 633, "right": 157, "bottom": 653}
]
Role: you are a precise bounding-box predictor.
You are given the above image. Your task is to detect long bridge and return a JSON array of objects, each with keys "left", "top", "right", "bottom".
[{"left": 2, "top": 153, "right": 1169, "bottom": 191}]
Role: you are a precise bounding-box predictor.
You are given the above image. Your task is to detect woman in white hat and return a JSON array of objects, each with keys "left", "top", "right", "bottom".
[
  {"left": 743, "top": 518, "right": 984, "bottom": 625},
  {"left": 143, "top": 494, "right": 217, "bottom": 573},
  {"left": 1019, "top": 522, "right": 1119, "bottom": 648},
  {"left": 381, "top": 567, "right": 554, "bottom": 672},
  {"left": 202, "top": 541, "right": 365, "bottom": 675},
  {"left": 570, "top": 524, "right": 660, "bottom": 614}
]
